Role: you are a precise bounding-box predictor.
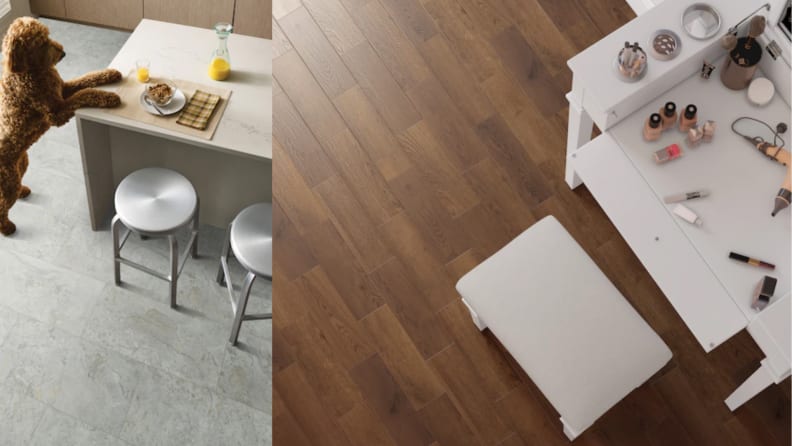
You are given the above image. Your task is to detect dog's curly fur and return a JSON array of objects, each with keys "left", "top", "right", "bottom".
[{"left": 0, "top": 17, "right": 122, "bottom": 235}]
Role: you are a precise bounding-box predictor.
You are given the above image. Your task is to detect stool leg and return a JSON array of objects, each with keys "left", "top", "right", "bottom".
[
  {"left": 191, "top": 198, "right": 199, "bottom": 259},
  {"left": 230, "top": 271, "right": 256, "bottom": 345},
  {"left": 111, "top": 215, "right": 123, "bottom": 286},
  {"left": 216, "top": 222, "right": 232, "bottom": 285},
  {"left": 169, "top": 235, "right": 178, "bottom": 308}
]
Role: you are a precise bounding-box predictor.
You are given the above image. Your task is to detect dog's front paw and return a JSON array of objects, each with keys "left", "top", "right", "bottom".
[
  {"left": 0, "top": 220, "right": 16, "bottom": 236},
  {"left": 18, "top": 186, "right": 30, "bottom": 199},
  {"left": 101, "top": 93, "right": 121, "bottom": 108},
  {"left": 104, "top": 69, "right": 123, "bottom": 84}
]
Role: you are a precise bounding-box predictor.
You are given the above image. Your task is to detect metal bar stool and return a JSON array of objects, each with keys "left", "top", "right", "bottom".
[
  {"left": 112, "top": 167, "right": 199, "bottom": 308},
  {"left": 216, "top": 202, "right": 272, "bottom": 345}
]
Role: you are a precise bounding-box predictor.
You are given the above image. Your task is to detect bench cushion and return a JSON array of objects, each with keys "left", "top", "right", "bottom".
[{"left": 456, "top": 215, "right": 672, "bottom": 437}]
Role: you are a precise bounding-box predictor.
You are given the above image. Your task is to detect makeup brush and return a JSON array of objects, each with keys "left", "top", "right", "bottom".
[
  {"left": 721, "top": 33, "right": 737, "bottom": 51},
  {"left": 744, "top": 15, "right": 766, "bottom": 50}
]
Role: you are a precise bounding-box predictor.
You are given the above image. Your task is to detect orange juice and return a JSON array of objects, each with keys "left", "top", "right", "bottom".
[
  {"left": 136, "top": 67, "right": 149, "bottom": 82},
  {"left": 208, "top": 57, "right": 230, "bottom": 81}
]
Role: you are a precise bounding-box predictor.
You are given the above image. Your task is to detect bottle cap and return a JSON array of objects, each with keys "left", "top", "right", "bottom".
[
  {"left": 664, "top": 102, "right": 676, "bottom": 116},
  {"left": 649, "top": 113, "right": 662, "bottom": 128},
  {"left": 684, "top": 104, "right": 697, "bottom": 119}
]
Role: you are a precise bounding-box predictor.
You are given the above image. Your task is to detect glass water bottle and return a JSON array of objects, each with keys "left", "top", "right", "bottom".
[{"left": 208, "top": 22, "right": 232, "bottom": 81}]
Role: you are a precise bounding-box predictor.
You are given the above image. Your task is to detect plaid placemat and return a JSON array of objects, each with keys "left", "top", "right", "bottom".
[{"left": 177, "top": 90, "right": 221, "bottom": 130}]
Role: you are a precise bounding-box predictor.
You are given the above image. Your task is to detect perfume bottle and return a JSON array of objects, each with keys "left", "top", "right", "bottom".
[
  {"left": 208, "top": 22, "right": 233, "bottom": 81},
  {"left": 660, "top": 102, "right": 677, "bottom": 130},
  {"left": 643, "top": 113, "right": 662, "bottom": 141},
  {"left": 679, "top": 104, "right": 698, "bottom": 132}
]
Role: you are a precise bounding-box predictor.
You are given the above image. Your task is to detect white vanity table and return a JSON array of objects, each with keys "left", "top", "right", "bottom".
[{"left": 565, "top": 0, "right": 791, "bottom": 410}]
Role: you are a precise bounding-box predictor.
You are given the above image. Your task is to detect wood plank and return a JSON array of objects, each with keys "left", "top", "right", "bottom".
[
  {"left": 360, "top": 305, "right": 446, "bottom": 408},
  {"left": 368, "top": 258, "right": 454, "bottom": 358},
  {"left": 338, "top": 401, "right": 400, "bottom": 446},
  {"left": 289, "top": 266, "right": 378, "bottom": 368},
  {"left": 388, "top": 167, "right": 471, "bottom": 262},
  {"left": 302, "top": 0, "right": 366, "bottom": 54},
  {"left": 272, "top": 20, "right": 293, "bottom": 59},
  {"left": 273, "top": 91, "right": 335, "bottom": 187},
  {"left": 378, "top": 0, "right": 439, "bottom": 44},
  {"left": 397, "top": 121, "right": 480, "bottom": 219},
  {"left": 405, "top": 77, "right": 488, "bottom": 171},
  {"left": 429, "top": 344, "right": 512, "bottom": 445},
  {"left": 341, "top": 41, "right": 422, "bottom": 133},
  {"left": 272, "top": 139, "right": 329, "bottom": 234},
  {"left": 313, "top": 174, "right": 393, "bottom": 272},
  {"left": 333, "top": 86, "right": 411, "bottom": 166},
  {"left": 423, "top": 0, "right": 501, "bottom": 82},
  {"left": 281, "top": 312, "right": 363, "bottom": 416},
  {"left": 496, "top": 385, "right": 567, "bottom": 446},
  {"left": 378, "top": 211, "right": 459, "bottom": 308},
  {"left": 279, "top": 6, "right": 357, "bottom": 98},
  {"left": 349, "top": 354, "right": 435, "bottom": 446},
  {"left": 322, "top": 129, "right": 403, "bottom": 225},
  {"left": 475, "top": 113, "right": 553, "bottom": 206},
  {"left": 274, "top": 364, "right": 352, "bottom": 446},
  {"left": 419, "top": 394, "right": 481, "bottom": 446},
  {"left": 300, "top": 223, "right": 385, "bottom": 320},
  {"left": 437, "top": 300, "right": 522, "bottom": 399},
  {"left": 351, "top": 0, "right": 432, "bottom": 90},
  {"left": 271, "top": 198, "right": 318, "bottom": 281},
  {"left": 490, "top": 25, "right": 567, "bottom": 117},
  {"left": 416, "top": 35, "right": 496, "bottom": 125},
  {"left": 274, "top": 50, "right": 348, "bottom": 143}
]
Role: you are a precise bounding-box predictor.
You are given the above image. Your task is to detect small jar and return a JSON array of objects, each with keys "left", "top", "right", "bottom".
[
  {"left": 679, "top": 104, "right": 698, "bottom": 132},
  {"left": 687, "top": 126, "right": 704, "bottom": 147},
  {"left": 702, "top": 120, "right": 716, "bottom": 142},
  {"left": 643, "top": 113, "right": 663, "bottom": 141},
  {"left": 660, "top": 102, "right": 677, "bottom": 130}
]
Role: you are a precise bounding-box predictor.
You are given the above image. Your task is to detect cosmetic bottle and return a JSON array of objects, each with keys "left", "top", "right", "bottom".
[
  {"left": 659, "top": 102, "right": 677, "bottom": 130},
  {"left": 752, "top": 276, "right": 777, "bottom": 311},
  {"left": 702, "top": 120, "right": 716, "bottom": 142},
  {"left": 654, "top": 143, "right": 682, "bottom": 163},
  {"left": 679, "top": 104, "right": 698, "bottom": 132},
  {"left": 643, "top": 113, "right": 662, "bottom": 141},
  {"left": 687, "top": 126, "right": 703, "bottom": 147}
]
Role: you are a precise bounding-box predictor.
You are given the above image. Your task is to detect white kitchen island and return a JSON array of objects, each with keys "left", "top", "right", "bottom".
[{"left": 76, "top": 19, "right": 272, "bottom": 229}]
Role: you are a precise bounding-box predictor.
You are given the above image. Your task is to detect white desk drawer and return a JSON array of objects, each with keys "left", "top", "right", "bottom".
[{"left": 572, "top": 134, "right": 748, "bottom": 352}]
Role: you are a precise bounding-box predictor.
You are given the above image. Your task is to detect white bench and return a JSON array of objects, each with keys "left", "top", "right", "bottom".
[{"left": 456, "top": 216, "right": 672, "bottom": 441}]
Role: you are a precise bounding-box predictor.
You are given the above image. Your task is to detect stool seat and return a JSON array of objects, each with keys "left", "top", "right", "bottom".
[
  {"left": 115, "top": 167, "right": 197, "bottom": 234},
  {"left": 230, "top": 203, "right": 272, "bottom": 278},
  {"left": 456, "top": 216, "right": 671, "bottom": 440}
]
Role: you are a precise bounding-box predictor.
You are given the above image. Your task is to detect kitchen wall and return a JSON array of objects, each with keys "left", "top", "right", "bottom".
[{"left": 29, "top": 0, "right": 271, "bottom": 38}]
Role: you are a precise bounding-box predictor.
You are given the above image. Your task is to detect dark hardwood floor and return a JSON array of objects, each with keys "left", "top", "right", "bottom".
[{"left": 271, "top": 0, "right": 792, "bottom": 444}]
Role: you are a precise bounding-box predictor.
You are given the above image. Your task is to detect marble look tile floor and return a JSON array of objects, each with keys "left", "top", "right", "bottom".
[{"left": 0, "top": 18, "right": 271, "bottom": 445}]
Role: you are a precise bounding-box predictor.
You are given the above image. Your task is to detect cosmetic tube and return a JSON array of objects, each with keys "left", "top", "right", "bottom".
[
  {"left": 672, "top": 204, "right": 702, "bottom": 226},
  {"left": 751, "top": 276, "right": 777, "bottom": 311},
  {"left": 664, "top": 190, "right": 709, "bottom": 204}
]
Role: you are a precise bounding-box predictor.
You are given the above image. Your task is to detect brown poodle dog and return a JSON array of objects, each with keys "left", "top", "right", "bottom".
[{"left": 0, "top": 17, "right": 122, "bottom": 235}]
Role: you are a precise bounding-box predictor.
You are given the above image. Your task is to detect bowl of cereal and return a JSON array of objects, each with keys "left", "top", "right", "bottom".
[{"left": 145, "top": 80, "right": 176, "bottom": 106}]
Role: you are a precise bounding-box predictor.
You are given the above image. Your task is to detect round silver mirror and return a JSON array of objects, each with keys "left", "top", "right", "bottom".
[{"left": 681, "top": 3, "right": 722, "bottom": 40}]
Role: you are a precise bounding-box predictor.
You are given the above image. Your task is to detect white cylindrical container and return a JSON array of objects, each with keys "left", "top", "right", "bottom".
[{"left": 673, "top": 204, "right": 702, "bottom": 226}]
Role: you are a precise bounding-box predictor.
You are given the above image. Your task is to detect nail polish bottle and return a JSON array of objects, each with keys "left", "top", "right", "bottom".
[
  {"left": 654, "top": 143, "right": 683, "bottom": 163},
  {"left": 679, "top": 104, "right": 698, "bottom": 132},
  {"left": 643, "top": 113, "right": 662, "bottom": 141},
  {"left": 660, "top": 102, "right": 677, "bottom": 130}
]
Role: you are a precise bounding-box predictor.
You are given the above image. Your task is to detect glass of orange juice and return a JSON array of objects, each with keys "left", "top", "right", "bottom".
[{"left": 135, "top": 59, "right": 150, "bottom": 83}]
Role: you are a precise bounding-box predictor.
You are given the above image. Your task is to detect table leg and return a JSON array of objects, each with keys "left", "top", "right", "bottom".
[
  {"left": 725, "top": 359, "right": 776, "bottom": 411},
  {"left": 565, "top": 97, "right": 593, "bottom": 190},
  {"left": 461, "top": 298, "right": 486, "bottom": 331}
]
